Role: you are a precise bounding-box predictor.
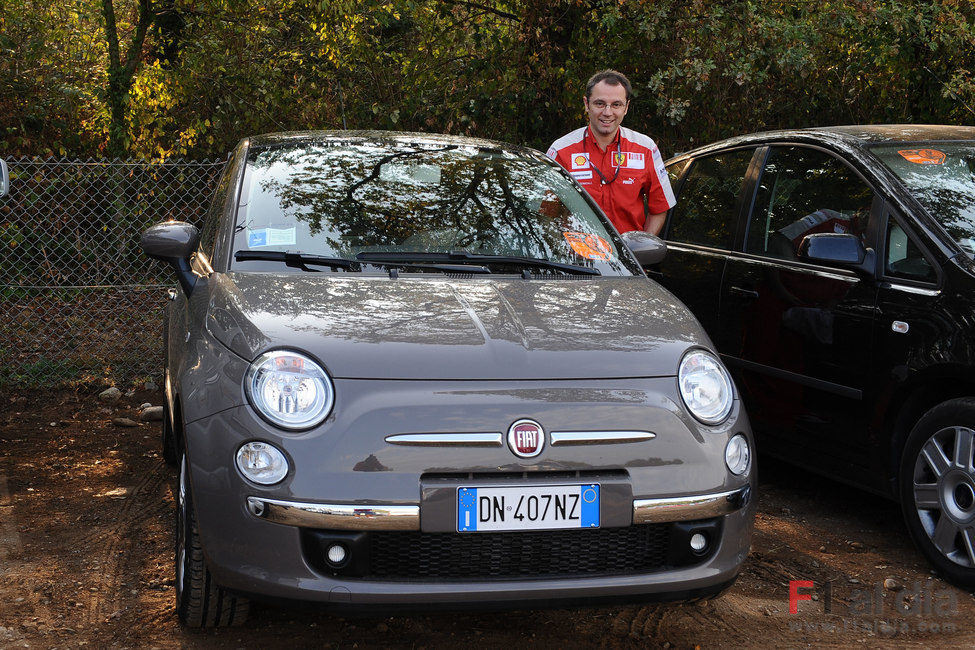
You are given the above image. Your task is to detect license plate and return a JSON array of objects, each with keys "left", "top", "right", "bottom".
[{"left": 456, "top": 484, "right": 599, "bottom": 532}]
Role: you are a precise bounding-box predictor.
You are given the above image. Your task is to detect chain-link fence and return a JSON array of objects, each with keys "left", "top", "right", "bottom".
[{"left": 0, "top": 158, "right": 225, "bottom": 389}]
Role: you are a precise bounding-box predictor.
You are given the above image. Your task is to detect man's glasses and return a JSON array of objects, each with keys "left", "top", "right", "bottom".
[{"left": 589, "top": 100, "right": 627, "bottom": 111}]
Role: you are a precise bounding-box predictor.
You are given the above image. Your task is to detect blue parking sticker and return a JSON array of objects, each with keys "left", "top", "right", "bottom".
[{"left": 248, "top": 229, "right": 268, "bottom": 247}]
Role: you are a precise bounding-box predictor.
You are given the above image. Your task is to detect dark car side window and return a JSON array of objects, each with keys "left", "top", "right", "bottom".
[
  {"left": 667, "top": 149, "right": 754, "bottom": 249},
  {"left": 746, "top": 146, "right": 874, "bottom": 261},
  {"left": 666, "top": 159, "right": 689, "bottom": 188},
  {"left": 885, "top": 219, "right": 937, "bottom": 283}
]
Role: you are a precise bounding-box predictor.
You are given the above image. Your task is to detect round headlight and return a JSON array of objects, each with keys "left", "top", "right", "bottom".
[
  {"left": 678, "top": 349, "right": 734, "bottom": 424},
  {"left": 236, "top": 441, "right": 289, "bottom": 485},
  {"left": 245, "top": 350, "right": 334, "bottom": 430},
  {"left": 725, "top": 434, "right": 751, "bottom": 475}
]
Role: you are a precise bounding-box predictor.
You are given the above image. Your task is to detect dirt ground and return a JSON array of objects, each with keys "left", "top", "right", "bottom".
[{"left": 2, "top": 388, "right": 975, "bottom": 649}]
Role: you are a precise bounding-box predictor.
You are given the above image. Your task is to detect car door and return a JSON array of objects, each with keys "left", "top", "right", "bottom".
[
  {"left": 653, "top": 148, "right": 759, "bottom": 336},
  {"left": 718, "top": 144, "right": 881, "bottom": 481}
]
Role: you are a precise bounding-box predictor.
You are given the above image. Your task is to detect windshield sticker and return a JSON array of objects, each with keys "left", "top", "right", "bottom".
[
  {"left": 267, "top": 227, "right": 297, "bottom": 246},
  {"left": 898, "top": 149, "right": 947, "bottom": 165},
  {"left": 247, "top": 229, "right": 267, "bottom": 247},
  {"left": 247, "top": 227, "right": 297, "bottom": 248},
  {"left": 563, "top": 232, "right": 612, "bottom": 261}
]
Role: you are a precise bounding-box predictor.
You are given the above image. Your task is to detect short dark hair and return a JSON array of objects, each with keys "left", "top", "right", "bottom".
[{"left": 586, "top": 70, "right": 632, "bottom": 101}]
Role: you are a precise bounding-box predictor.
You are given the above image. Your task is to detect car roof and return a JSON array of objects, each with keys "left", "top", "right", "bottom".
[
  {"left": 806, "top": 124, "right": 975, "bottom": 143},
  {"left": 673, "top": 124, "right": 975, "bottom": 159},
  {"left": 244, "top": 130, "right": 545, "bottom": 158}
]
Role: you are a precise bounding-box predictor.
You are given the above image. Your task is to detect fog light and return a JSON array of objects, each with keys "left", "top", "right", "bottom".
[
  {"left": 327, "top": 544, "right": 348, "bottom": 566},
  {"left": 690, "top": 532, "right": 708, "bottom": 553},
  {"left": 725, "top": 434, "right": 750, "bottom": 476},
  {"left": 235, "top": 441, "right": 289, "bottom": 485}
]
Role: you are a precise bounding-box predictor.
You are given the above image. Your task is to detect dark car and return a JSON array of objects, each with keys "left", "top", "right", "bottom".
[
  {"left": 652, "top": 125, "right": 975, "bottom": 588},
  {"left": 140, "top": 131, "right": 755, "bottom": 627}
]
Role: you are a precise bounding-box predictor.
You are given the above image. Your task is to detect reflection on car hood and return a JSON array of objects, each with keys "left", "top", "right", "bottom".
[{"left": 206, "top": 273, "right": 708, "bottom": 380}]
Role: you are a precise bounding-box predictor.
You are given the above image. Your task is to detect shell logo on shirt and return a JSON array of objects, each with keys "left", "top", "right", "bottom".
[{"left": 571, "top": 153, "right": 591, "bottom": 169}]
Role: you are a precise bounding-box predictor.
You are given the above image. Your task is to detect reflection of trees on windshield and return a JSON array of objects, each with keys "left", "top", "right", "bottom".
[
  {"left": 241, "top": 140, "right": 630, "bottom": 275},
  {"left": 875, "top": 147, "right": 975, "bottom": 249}
]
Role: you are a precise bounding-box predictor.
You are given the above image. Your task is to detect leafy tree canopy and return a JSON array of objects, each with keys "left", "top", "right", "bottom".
[{"left": 0, "top": 0, "right": 972, "bottom": 159}]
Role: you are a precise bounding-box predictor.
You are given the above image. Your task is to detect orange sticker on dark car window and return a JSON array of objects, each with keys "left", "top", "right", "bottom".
[
  {"left": 563, "top": 232, "right": 612, "bottom": 261},
  {"left": 898, "top": 149, "right": 946, "bottom": 165}
]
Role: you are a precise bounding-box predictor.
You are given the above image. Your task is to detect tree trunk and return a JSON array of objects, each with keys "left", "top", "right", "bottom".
[{"left": 101, "top": 0, "right": 154, "bottom": 157}]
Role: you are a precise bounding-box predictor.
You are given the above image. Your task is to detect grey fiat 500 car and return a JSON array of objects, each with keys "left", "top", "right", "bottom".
[{"left": 140, "top": 131, "right": 754, "bottom": 628}]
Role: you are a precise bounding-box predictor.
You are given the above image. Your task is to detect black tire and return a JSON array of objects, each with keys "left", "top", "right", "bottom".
[
  {"left": 176, "top": 455, "right": 250, "bottom": 627},
  {"left": 899, "top": 397, "right": 975, "bottom": 591},
  {"left": 161, "top": 401, "right": 178, "bottom": 466}
]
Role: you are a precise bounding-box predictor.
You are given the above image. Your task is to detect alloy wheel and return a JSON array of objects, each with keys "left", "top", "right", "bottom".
[{"left": 912, "top": 424, "right": 975, "bottom": 568}]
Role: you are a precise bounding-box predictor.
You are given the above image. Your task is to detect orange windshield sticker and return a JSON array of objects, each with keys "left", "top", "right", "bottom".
[
  {"left": 563, "top": 232, "right": 612, "bottom": 261},
  {"left": 898, "top": 149, "right": 947, "bottom": 165}
]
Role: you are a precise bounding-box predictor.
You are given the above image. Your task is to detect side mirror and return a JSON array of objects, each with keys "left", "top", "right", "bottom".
[
  {"left": 140, "top": 221, "right": 201, "bottom": 295},
  {"left": 620, "top": 230, "right": 667, "bottom": 266},
  {"left": 0, "top": 159, "right": 8, "bottom": 197},
  {"left": 798, "top": 233, "right": 874, "bottom": 272}
]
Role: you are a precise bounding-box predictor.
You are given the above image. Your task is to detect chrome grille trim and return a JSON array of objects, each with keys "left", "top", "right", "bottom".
[
  {"left": 384, "top": 432, "right": 503, "bottom": 447},
  {"left": 632, "top": 486, "right": 751, "bottom": 524},
  {"left": 550, "top": 430, "right": 655, "bottom": 446},
  {"left": 246, "top": 497, "right": 419, "bottom": 530}
]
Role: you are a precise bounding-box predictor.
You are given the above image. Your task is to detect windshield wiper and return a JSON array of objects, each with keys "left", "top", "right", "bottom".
[
  {"left": 235, "top": 250, "right": 359, "bottom": 271},
  {"left": 234, "top": 250, "right": 491, "bottom": 275},
  {"left": 355, "top": 251, "right": 601, "bottom": 276}
]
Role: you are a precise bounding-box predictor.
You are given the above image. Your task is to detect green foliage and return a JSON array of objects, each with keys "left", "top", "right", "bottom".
[
  {"left": 0, "top": 0, "right": 106, "bottom": 155},
  {"left": 1, "top": 0, "right": 973, "bottom": 159}
]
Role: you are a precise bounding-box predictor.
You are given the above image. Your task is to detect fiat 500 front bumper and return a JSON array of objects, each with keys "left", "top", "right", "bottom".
[{"left": 182, "top": 376, "right": 755, "bottom": 606}]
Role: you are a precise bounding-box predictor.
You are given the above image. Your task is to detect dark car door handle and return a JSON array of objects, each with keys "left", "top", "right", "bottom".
[{"left": 729, "top": 286, "right": 760, "bottom": 299}]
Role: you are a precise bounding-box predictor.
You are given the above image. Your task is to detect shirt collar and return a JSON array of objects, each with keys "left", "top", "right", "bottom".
[{"left": 585, "top": 126, "right": 621, "bottom": 152}]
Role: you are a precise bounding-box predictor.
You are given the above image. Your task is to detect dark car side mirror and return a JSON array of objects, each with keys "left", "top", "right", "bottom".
[
  {"left": 140, "top": 221, "right": 202, "bottom": 295},
  {"left": 798, "top": 233, "right": 874, "bottom": 272},
  {"left": 0, "top": 159, "right": 8, "bottom": 197},
  {"left": 621, "top": 231, "right": 667, "bottom": 266}
]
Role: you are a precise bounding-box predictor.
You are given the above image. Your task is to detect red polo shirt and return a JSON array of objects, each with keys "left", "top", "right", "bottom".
[{"left": 547, "top": 126, "right": 676, "bottom": 233}]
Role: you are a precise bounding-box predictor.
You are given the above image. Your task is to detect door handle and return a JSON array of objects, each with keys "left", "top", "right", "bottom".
[{"left": 729, "top": 286, "right": 759, "bottom": 299}]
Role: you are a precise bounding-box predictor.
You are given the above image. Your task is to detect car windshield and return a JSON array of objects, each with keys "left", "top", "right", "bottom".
[
  {"left": 871, "top": 143, "right": 975, "bottom": 255},
  {"left": 232, "top": 138, "right": 639, "bottom": 276}
]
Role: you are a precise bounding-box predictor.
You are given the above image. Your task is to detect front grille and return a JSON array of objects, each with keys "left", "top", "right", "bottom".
[{"left": 367, "top": 524, "right": 671, "bottom": 580}]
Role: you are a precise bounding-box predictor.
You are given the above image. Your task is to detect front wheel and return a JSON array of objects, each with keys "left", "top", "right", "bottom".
[
  {"left": 899, "top": 398, "right": 975, "bottom": 590},
  {"left": 176, "top": 455, "right": 249, "bottom": 627}
]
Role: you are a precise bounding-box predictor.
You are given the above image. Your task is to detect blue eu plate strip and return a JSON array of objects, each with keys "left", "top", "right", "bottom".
[
  {"left": 581, "top": 484, "right": 600, "bottom": 528},
  {"left": 457, "top": 487, "right": 477, "bottom": 532}
]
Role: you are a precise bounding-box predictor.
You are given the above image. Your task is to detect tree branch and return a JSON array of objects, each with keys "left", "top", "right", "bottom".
[{"left": 437, "top": 0, "right": 520, "bottom": 22}]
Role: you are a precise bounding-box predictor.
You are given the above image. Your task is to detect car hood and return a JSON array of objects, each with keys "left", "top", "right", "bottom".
[{"left": 205, "top": 272, "right": 709, "bottom": 380}]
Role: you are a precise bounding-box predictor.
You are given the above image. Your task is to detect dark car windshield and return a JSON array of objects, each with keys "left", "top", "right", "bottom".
[
  {"left": 232, "top": 138, "right": 640, "bottom": 276},
  {"left": 871, "top": 144, "right": 975, "bottom": 256}
]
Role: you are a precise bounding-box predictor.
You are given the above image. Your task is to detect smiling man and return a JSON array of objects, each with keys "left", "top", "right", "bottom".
[{"left": 547, "top": 70, "right": 676, "bottom": 235}]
